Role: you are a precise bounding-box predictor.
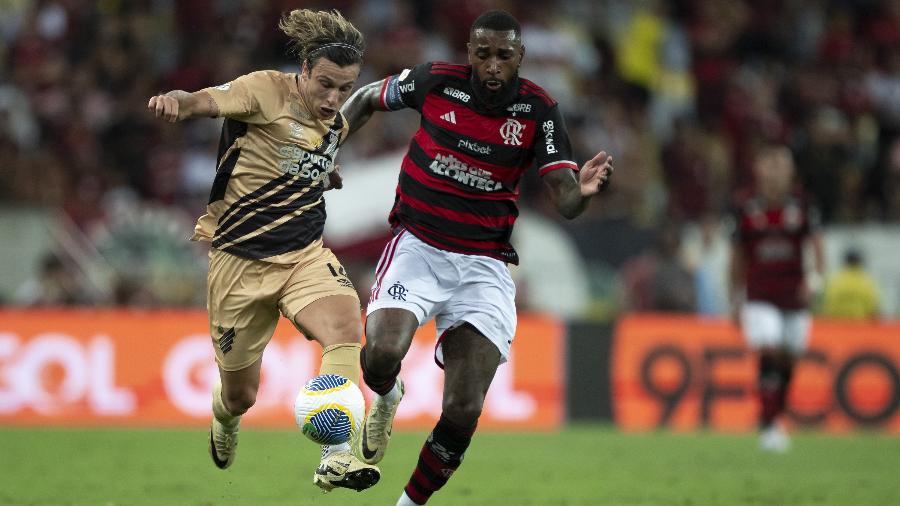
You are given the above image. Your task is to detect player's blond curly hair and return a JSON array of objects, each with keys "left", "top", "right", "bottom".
[{"left": 278, "top": 9, "right": 364, "bottom": 67}]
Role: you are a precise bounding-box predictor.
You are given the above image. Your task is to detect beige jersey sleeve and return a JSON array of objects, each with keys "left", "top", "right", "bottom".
[{"left": 202, "top": 71, "right": 279, "bottom": 124}]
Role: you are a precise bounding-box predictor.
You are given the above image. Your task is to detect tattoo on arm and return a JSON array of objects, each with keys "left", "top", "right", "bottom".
[
  {"left": 342, "top": 80, "right": 385, "bottom": 136},
  {"left": 543, "top": 169, "right": 590, "bottom": 219}
]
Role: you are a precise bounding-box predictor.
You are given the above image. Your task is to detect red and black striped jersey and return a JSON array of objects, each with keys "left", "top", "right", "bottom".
[
  {"left": 378, "top": 62, "right": 578, "bottom": 264},
  {"left": 732, "top": 192, "right": 820, "bottom": 309}
]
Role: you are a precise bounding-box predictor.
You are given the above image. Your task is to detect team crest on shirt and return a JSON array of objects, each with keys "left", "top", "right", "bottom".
[
  {"left": 500, "top": 118, "right": 525, "bottom": 145},
  {"left": 289, "top": 122, "right": 303, "bottom": 139},
  {"left": 310, "top": 129, "right": 339, "bottom": 154}
]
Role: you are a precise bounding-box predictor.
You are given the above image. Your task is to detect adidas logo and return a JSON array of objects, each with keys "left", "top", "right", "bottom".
[{"left": 440, "top": 111, "right": 457, "bottom": 124}]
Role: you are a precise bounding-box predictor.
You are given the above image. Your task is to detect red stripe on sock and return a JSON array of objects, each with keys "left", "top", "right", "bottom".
[
  {"left": 405, "top": 484, "right": 428, "bottom": 505},
  {"left": 419, "top": 444, "right": 447, "bottom": 469},
  {"left": 413, "top": 467, "right": 441, "bottom": 488}
]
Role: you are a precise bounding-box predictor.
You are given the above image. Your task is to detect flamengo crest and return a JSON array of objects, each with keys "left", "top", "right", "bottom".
[{"left": 500, "top": 118, "right": 524, "bottom": 146}]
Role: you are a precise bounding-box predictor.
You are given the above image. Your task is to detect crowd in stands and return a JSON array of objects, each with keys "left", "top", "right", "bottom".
[{"left": 1, "top": 0, "right": 896, "bottom": 317}]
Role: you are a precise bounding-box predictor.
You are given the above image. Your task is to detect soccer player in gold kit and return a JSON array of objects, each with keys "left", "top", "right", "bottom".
[{"left": 147, "top": 9, "right": 378, "bottom": 492}]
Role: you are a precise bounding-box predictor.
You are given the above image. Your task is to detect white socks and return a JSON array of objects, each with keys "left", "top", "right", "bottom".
[
  {"left": 321, "top": 442, "right": 351, "bottom": 460},
  {"left": 396, "top": 490, "right": 421, "bottom": 506},
  {"left": 382, "top": 380, "right": 403, "bottom": 403}
]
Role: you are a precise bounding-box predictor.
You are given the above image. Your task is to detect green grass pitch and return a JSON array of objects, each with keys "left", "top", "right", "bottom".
[{"left": 0, "top": 425, "right": 897, "bottom": 505}]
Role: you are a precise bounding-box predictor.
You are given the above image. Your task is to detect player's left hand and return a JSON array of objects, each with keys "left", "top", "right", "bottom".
[
  {"left": 579, "top": 151, "right": 614, "bottom": 197},
  {"left": 325, "top": 164, "right": 343, "bottom": 191}
]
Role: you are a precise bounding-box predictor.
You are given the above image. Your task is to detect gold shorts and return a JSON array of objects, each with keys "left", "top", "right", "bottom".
[{"left": 207, "top": 241, "right": 359, "bottom": 371}]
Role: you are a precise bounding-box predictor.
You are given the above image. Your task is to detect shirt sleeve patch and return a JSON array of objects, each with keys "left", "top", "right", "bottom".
[{"left": 382, "top": 74, "right": 407, "bottom": 111}]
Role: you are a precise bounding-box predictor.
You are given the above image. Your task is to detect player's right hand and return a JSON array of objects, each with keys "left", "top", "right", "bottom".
[
  {"left": 325, "top": 165, "right": 344, "bottom": 191},
  {"left": 148, "top": 94, "right": 180, "bottom": 122}
]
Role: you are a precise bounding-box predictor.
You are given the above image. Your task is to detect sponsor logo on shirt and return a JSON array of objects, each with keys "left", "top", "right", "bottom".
[
  {"left": 507, "top": 103, "right": 532, "bottom": 113},
  {"left": 428, "top": 153, "right": 502, "bottom": 191},
  {"left": 458, "top": 138, "right": 492, "bottom": 155},
  {"left": 542, "top": 120, "right": 557, "bottom": 154},
  {"left": 277, "top": 145, "right": 335, "bottom": 184},
  {"left": 443, "top": 87, "right": 471, "bottom": 103}
]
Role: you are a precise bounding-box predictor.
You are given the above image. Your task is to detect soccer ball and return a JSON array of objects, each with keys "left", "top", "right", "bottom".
[{"left": 293, "top": 374, "right": 365, "bottom": 445}]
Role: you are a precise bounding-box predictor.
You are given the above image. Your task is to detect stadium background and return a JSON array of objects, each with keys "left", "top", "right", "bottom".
[{"left": 2, "top": 0, "right": 900, "bottom": 504}]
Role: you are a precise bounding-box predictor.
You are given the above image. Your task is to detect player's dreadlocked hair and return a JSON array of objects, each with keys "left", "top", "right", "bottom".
[
  {"left": 278, "top": 9, "right": 365, "bottom": 68},
  {"left": 470, "top": 10, "right": 521, "bottom": 37}
]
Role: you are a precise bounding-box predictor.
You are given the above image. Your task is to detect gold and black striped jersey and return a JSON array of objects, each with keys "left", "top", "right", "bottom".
[{"left": 192, "top": 70, "right": 348, "bottom": 263}]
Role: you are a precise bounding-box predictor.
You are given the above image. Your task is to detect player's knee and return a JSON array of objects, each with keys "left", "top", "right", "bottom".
[
  {"left": 327, "top": 317, "right": 363, "bottom": 345},
  {"left": 222, "top": 385, "right": 257, "bottom": 415},
  {"left": 442, "top": 394, "right": 484, "bottom": 427},
  {"left": 364, "top": 337, "right": 406, "bottom": 371}
]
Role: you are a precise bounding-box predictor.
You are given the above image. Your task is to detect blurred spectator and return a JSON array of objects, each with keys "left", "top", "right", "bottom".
[
  {"left": 517, "top": 0, "right": 599, "bottom": 114},
  {"left": 13, "top": 252, "right": 93, "bottom": 306},
  {"left": 661, "top": 116, "right": 731, "bottom": 221},
  {"left": 1, "top": 1, "right": 900, "bottom": 309},
  {"left": 822, "top": 249, "right": 881, "bottom": 320},
  {"left": 621, "top": 220, "right": 696, "bottom": 313},
  {"left": 794, "top": 106, "right": 857, "bottom": 223},
  {"left": 864, "top": 44, "right": 900, "bottom": 219},
  {"left": 682, "top": 215, "right": 731, "bottom": 316}
]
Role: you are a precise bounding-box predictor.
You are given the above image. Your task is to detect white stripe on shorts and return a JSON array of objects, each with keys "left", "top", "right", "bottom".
[{"left": 372, "top": 230, "right": 405, "bottom": 300}]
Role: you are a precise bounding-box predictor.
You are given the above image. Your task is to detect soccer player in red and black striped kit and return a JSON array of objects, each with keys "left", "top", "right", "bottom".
[
  {"left": 729, "top": 145, "right": 825, "bottom": 452},
  {"left": 340, "top": 9, "right": 613, "bottom": 506}
]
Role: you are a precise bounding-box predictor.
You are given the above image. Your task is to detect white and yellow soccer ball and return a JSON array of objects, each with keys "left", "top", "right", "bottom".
[{"left": 293, "top": 374, "right": 365, "bottom": 445}]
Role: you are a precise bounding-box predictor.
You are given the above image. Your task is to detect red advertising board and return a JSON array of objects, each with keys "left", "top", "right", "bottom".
[
  {"left": 612, "top": 314, "right": 900, "bottom": 433},
  {"left": 0, "top": 310, "right": 563, "bottom": 429}
]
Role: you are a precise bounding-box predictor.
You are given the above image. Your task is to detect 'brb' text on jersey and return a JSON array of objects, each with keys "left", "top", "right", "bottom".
[
  {"left": 193, "top": 71, "right": 348, "bottom": 263},
  {"left": 379, "top": 62, "right": 578, "bottom": 264},
  {"left": 733, "top": 192, "right": 820, "bottom": 309}
]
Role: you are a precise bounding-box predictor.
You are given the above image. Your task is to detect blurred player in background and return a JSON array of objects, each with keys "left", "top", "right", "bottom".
[
  {"left": 341, "top": 10, "right": 613, "bottom": 505},
  {"left": 147, "top": 9, "right": 379, "bottom": 492},
  {"left": 729, "top": 144, "right": 825, "bottom": 453}
]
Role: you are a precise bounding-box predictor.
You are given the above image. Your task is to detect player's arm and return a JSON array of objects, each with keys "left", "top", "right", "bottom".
[
  {"left": 147, "top": 90, "right": 218, "bottom": 123},
  {"left": 542, "top": 152, "right": 613, "bottom": 219},
  {"left": 343, "top": 64, "right": 434, "bottom": 137},
  {"left": 537, "top": 104, "right": 612, "bottom": 219},
  {"left": 341, "top": 79, "right": 388, "bottom": 136}
]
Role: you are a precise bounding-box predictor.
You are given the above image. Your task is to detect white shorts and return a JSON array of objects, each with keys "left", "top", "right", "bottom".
[
  {"left": 741, "top": 301, "right": 811, "bottom": 355},
  {"left": 366, "top": 230, "right": 517, "bottom": 366}
]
